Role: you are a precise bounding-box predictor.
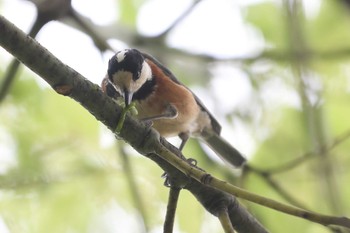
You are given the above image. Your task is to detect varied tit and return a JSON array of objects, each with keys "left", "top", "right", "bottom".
[{"left": 103, "top": 48, "right": 246, "bottom": 167}]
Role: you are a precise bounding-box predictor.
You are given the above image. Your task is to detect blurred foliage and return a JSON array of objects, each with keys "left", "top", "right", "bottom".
[
  {"left": 1, "top": 0, "right": 350, "bottom": 233},
  {"left": 119, "top": 0, "right": 139, "bottom": 26}
]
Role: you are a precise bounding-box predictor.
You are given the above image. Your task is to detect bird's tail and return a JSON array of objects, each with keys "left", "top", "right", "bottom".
[{"left": 200, "top": 128, "right": 246, "bottom": 167}]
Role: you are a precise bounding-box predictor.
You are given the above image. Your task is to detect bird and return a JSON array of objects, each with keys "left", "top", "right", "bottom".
[{"left": 102, "top": 48, "right": 246, "bottom": 167}]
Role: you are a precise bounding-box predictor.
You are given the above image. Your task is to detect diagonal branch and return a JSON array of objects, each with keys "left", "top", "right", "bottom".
[
  {"left": 250, "top": 129, "right": 350, "bottom": 175},
  {"left": 156, "top": 0, "right": 203, "bottom": 38}
]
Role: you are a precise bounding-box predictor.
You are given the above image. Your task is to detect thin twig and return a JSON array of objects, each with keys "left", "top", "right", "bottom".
[
  {"left": 163, "top": 187, "right": 181, "bottom": 233},
  {"left": 157, "top": 0, "right": 203, "bottom": 38},
  {"left": 68, "top": 9, "right": 114, "bottom": 52},
  {"left": 244, "top": 167, "right": 308, "bottom": 209},
  {"left": 218, "top": 208, "right": 235, "bottom": 233},
  {"left": 251, "top": 129, "right": 350, "bottom": 175},
  {"left": 151, "top": 140, "right": 350, "bottom": 228},
  {"left": 210, "top": 177, "right": 350, "bottom": 228}
]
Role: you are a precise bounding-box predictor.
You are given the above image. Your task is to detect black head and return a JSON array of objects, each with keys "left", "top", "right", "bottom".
[
  {"left": 107, "top": 49, "right": 152, "bottom": 106},
  {"left": 108, "top": 49, "right": 144, "bottom": 82}
]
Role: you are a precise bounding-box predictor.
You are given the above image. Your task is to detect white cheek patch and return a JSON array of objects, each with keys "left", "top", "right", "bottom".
[
  {"left": 126, "top": 61, "right": 152, "bottom": 93},
  {"left": 116, "top": 50, "right": 127, "bottom": 62},
  {"left": 140, "top": 61, "right": 152, "bottom": 81}
]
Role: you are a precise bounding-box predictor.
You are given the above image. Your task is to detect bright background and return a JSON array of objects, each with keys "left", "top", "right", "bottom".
[{"left": 1, "top": 0, "right": 350, "bottom": 232}]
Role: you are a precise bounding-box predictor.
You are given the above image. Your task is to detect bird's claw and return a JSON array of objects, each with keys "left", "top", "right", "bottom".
[{"left": 161, "top": 158, "right": 199, "bottom": 187}]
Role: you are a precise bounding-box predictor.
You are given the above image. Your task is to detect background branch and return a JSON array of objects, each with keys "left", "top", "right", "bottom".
[
  {"left": 0, "top": 0, "right": 72, "bottom": 103},
  {"left": 118, "top": 144, "right": 149, "bottom": 232}
]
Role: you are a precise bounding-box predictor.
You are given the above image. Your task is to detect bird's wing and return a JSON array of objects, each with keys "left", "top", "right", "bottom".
[{"left": 142, "top": 52, "right": 221, "bottom": 135}]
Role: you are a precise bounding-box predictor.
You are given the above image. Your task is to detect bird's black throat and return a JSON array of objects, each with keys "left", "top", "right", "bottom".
[{"left": 133, "top": 76, "right": 157, "bottom": 101}]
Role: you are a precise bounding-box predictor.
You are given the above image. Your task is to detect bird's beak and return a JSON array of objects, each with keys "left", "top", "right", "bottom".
[{"left": 124, "top": 89, "right": 133, "bottom": 107}]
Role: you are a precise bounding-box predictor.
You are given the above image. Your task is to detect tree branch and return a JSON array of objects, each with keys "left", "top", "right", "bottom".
[
  {"left": 163, "top": 187, "right": 181, "bottom": 233},
  {"left": 250, "top": 129, "right": 350, "bottom": 175},
  {"left": 156, "top": 0, "right": 203, "bottom": 39},
  {"left": 219, "top": 208, "right": 235, "bottom": 233}
]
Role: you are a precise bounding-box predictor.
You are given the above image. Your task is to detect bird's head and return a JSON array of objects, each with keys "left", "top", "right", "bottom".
[{"left": 107, "top": 49, "right": 152, "bottom": 106}]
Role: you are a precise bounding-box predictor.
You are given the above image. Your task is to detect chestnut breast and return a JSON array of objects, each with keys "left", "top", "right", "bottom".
[{"left": 135, "top": 59, "right": 201, "bottom": 137}]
